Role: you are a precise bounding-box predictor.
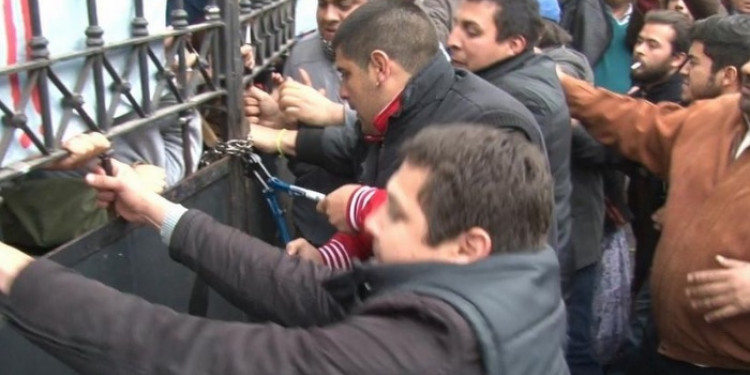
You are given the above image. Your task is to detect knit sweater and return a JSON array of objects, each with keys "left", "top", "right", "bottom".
[{"left": 561, "top": 75, "right": 750, "bottom": 370}]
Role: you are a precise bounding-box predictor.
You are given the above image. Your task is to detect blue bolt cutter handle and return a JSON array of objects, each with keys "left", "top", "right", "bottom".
[{"left": 219, "top": 142, "right": 323, "bottom": 245}]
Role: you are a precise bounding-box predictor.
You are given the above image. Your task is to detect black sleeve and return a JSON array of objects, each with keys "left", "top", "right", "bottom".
[
  {"left": 169, "top": 210, "right": 346, "bottom": 327},
  {"left": 295, "top": 126, "right": 362, "bottom": 178},
  {"left": 571, "top": 123, "right": 624, "bottom": 167},
  {"left": 2, "top": 260, "right": 474, "bottom": 375}
]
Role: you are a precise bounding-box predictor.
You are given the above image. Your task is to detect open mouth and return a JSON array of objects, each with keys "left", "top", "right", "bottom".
[{"left": 321, "top": 27, "right": 338, "bottom": 39}]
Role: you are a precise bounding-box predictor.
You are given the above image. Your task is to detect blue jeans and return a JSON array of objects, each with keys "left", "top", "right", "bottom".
[{"left": 566, "top": 263, "right": 603, "bottom": 375}]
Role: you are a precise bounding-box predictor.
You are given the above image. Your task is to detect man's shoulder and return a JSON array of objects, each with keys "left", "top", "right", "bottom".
[
  {"left": 350, "top": 291, "right": 482, "bottom": 374},
  {"left": 447, "top": 70, "right": 526, "bottom": 113},
  {"left": 286, "top": 35, "right": 327, "bottom": 67},
  {"left": 447, "top": 71, "right": 540, "bottom": 127},
  {"left": 680, "top": 94, "right": 742, "bottom": 126},
  {"left": 359, "top": 290, "right": 477, "bottom": 348},
  {"left": 687, "top": 93, "right": 741, "bottom": 114},
  {"left": 500, "top": 62, "right": 567, "bottom": 112},
  {"left": 544, "top": 47, "right": 594, "bottom": 82}
]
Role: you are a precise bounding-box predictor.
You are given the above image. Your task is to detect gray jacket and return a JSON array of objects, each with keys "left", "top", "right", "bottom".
[
  {"left": 560, "top": 0, "right": 612, "bottom": 66},
  {"left": 1, "top": 209, "right": 568, "bottom": 375},
  {"left": 418, "top": 0, "right": 462, "bottom": 43},
  {"left": 475, "top": 50, "right": 572, "bottom": 257}
]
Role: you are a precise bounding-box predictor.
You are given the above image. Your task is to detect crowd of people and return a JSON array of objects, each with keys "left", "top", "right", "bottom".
[{"left": 1, "top": 0, "right": 750, "bottom": 374}]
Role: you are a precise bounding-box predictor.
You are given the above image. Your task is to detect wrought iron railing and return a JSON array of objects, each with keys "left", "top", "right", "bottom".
[{"left": 0, "top": 0, "right": 297, "bottom": 183}]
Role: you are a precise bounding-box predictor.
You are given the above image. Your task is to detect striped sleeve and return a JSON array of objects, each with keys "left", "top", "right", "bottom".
[
  {"left": 346, "top": 186, "right": 387, "bottom": 233},
  {"left": 317, "top": 232, "right": 373, "bottom": 270}
]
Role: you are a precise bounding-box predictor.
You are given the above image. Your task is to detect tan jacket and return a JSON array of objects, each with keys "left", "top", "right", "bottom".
[{"left": 562, "top": 75, "right": 750, "bottom": 370}]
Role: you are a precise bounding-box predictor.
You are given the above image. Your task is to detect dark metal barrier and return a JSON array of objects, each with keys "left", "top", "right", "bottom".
[{"left": 0, "top": 0, "right": 297, "bottom": 373}]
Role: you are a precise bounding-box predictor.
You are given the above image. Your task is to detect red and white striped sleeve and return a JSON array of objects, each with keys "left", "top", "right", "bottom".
[
  {"left": 346, "top": 186, "right": 387, "bottom": 233},
  {"left": 316, "top": 232, "right": 373, "bottom": 270}
]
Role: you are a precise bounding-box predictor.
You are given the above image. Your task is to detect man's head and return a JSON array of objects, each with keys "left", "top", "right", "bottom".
[
  {"left": 729, "top": 0, "right": 750, "bottom": 15},
  {"left": 662, "top": 0, "right": 693, "bottom": 20},
  {"left": 316, "top": 0, "right": 366, "bottom": 42},
  {"left": 447, "top": 0, "right": 542, "bottom": 72},
  {"left": 631, "top": 10, "right": 691, "bottom": 85},
  {"left": 332, "top": 0, "right": 438, "bottom": 134},
  {"left": 681, "top": 15, "right": 750, "bottom": 102},
  {"left": 365, "top": 125, "right": 553, "bottom": 264}
]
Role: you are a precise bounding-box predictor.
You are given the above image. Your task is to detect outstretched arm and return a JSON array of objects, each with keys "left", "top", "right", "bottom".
[
  {"left": 83, "top": 160, "right": 345, "bottom": 325},
  {"left": 560, "top": 74, "right": 691, "bottom": 178},
  {"left": 1, "top": 254, "right": 473, "bottom": 375}
]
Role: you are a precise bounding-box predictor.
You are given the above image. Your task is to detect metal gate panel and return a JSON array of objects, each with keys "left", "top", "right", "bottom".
[{"left": 0, "top": 0, "right": 298, "bottom": 373}]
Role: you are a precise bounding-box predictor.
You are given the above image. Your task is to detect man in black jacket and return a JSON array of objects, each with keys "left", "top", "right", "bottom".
[
  {"left": 446, "top": 0, "right": 572, "bottom": 270},
  {"left": 0, "top": 125, "right": 568, "bottom": 375},
  {"left": 252, "top": 0, "right": 543, "bottom": 181},
  {"left": 627, "top": 9, "right": 691, "bottom": 296},
  {"left": 248, "top": 0, "right": 544, "bottom": 265}
]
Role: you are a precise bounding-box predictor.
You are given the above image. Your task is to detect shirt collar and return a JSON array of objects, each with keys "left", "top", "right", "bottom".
[
  {"left": 364, "top": 91, "right": 404, "bottom": 143},
  {"left": 606, "top": 3, "right": 633, "bottom": 25}
]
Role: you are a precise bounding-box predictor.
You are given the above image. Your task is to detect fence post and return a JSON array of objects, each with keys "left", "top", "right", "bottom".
[{"left": 221, "top": 0, "right": 252, "bottom": 233}]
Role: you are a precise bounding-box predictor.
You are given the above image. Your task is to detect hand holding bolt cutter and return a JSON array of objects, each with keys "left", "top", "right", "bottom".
[{"left": 212, "top": 139, "right": 324, "bottom": 244}]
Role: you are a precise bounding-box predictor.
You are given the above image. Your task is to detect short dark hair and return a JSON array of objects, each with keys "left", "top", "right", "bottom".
[
  {"left": 467, "top": 0, "right": 543, "bottom": 50},
  {"left": 691, "top": 14, "right": 750, "bottom": 74},
  {"left": 643, "top": 10, "right": 693, "bottom": 55},
  {"left": 400, "top": 125, "right": 553, "bottom": 254},
  {"left": 538, "top": 19, "right": 573, "bottom": 49},
  {"left": 331, "top": 0, "right": 439, "bottom": 74}
]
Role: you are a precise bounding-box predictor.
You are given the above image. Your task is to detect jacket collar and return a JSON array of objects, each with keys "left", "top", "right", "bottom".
[
  {"left": 400, "top": 52, "right": 456, "bottom": 111},
  {"left": 366, "top": 91, "right": 404, "bottom": 143},
  {"left": 474, "top": 50, "right": 537, "bottom": 82},
  {"left": 322, "top": 246, "right": 551, "bottom": 310}
]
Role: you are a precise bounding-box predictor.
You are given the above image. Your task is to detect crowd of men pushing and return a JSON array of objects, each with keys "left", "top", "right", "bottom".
[{"left": 0, "top": 0, "right": 750, "bottom": 374}]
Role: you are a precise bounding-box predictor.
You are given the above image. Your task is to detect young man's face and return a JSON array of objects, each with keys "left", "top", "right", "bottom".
[
  {"left": 365, "top": 162, "right": 463, "bottom": 264},
  {"left": 631, "top": 23, "right": 682, "bottom": 84},
  {"left": 665, "top": 0, "right": 693, "bottom": 20},
  {"left": 741, "top": 59, "right": 750, "bottom": 116},
  {"left": 335, "top": 52, "right": 384, "bottom": 135},
  {"left": 680, "top": 41, "right": 723, "bottom": 102},
  {"left": 316, "top": 0, "right": 365, "bottom": 42},
  {"left": 447, "top": 1, "right": 515, "bottom": 72}
]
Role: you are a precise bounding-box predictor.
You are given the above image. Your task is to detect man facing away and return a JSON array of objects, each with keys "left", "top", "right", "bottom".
[{"left": 0, "top": 124, "right": 567, "bottom": 375}]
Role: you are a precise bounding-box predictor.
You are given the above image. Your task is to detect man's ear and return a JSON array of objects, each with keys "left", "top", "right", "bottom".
[
  {"left": 455, "top": 227, "right": 492, "bottom": 263},
  {"left": 718, "top": 65, "right": 740, "bottom": 90},
  {"left": 369, "top": 50, "right": 391, "bottom": 84},
  {"left": 506, "top": 35, "right": 528, "bottom": 57}
]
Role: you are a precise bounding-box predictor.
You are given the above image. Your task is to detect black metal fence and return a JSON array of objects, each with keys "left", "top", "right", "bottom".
[
  {"left": 0, "top": 0, "right": 297, "bottom": 373},
  {"left": 0, "top": 0, "right": 295, "bottom": 179}
]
